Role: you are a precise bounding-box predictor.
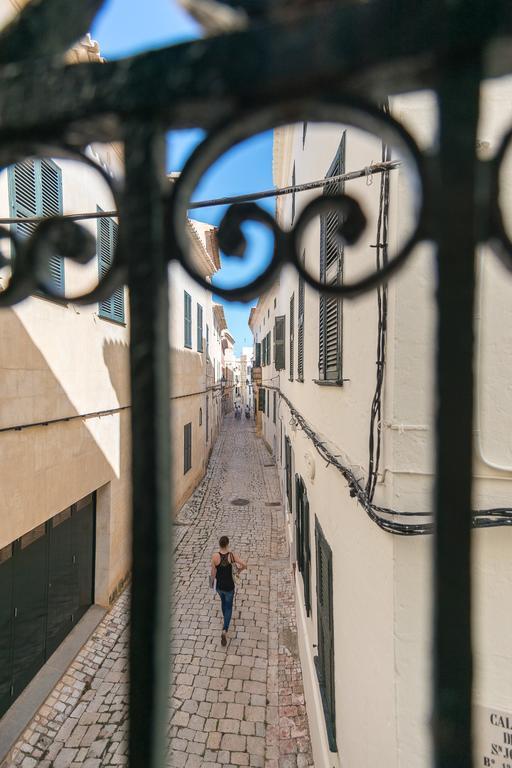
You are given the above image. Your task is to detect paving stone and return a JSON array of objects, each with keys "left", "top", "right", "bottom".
[{"left": 2, "top": 421, "right": 314, "bottom": 768}]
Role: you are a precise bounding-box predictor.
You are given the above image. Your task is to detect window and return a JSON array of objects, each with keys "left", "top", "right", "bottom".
[
  {"left": 9, "top": 159, "right": 64, "bottom": 293},
  {"left": 184, "top": 291, "right": 192, "bottom": 348},
  {"left": 273, "top": 390, "right": 276, "bottom": 424},
  {"left": 199, "top": 408, "right": 202, "bottom": 426},
  {"left": 206, "top": 324, "right": 209, "bottom": 357},
  {"left": 98, "top": 210, "right": 124, "bottom": 322},
  {"left": 285, "top": 436, "right": 293, "bottom": 512},
  {"left": 315, "top": 519, "right": 336, "bottom": 751},
  {"left": 255, "top": 342, "right": 261, "bottom": 368},
  {"left": 291, "top": 163, "right": 296, "bottom": 224},
  {"left": 206, "top": 397, "right": 209, "bottom": 443},
  {"left": 302, "top": 121, "right": 308, "bottom": 148},
  {"left": 266, "top": 390, "right": 270, "bottom": 418},
  {"left": 197, "top": 304, "right": 203, "bottom": 351},
  {"left": 274, "top": 316, "right": 285, "bottom": 370},
  {"left": 295, "top": 476, "right": 311, "bottom": 615},
  {"left": 266, "top": 332, "right": 271, "bottom": 365},
  {"left": 289, "top": 294, "right": 295, "bottom": 381},
  {"left": 318, "top": 133, "right": 346, "bottom": 384},
  {"left": 183, "top": 423, "right": 192, "bottom": 474},
  {"left": 298, "top": 252, "right": 305, "bottom": 381},
  {"left": 258, "top": 388, "right": 266, "bottom": 412}
]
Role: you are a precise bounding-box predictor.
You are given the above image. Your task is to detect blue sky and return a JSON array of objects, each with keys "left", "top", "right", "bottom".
[{"left": 92, "top": 0, "right": 274, "bottom": 354}]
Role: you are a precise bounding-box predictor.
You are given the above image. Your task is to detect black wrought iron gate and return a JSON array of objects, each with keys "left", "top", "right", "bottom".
[{"left": 1, "top": 0, "right": 512, "bottom": 766}]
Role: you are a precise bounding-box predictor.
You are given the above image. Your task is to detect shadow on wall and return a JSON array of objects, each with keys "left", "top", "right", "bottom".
[{"left": 0, "top": 308, "right": 131, "bottom": 604}]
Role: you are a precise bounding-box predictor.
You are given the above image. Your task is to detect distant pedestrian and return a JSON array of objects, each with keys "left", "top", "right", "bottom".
[{"left": 211, "top": 536, "right": 247, "bottom": 645}]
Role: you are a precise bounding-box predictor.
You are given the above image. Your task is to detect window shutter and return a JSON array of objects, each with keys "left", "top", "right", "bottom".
[
  {"left": 184, "top": 292, "right": 192, "bottom": 348},
  {"left": 298, "top": 255, "right": 305, "bottom": 381},
  {"left": 197, "top": 304, "right": 203, "bottom": 351},
  {"left": 184, "top": 423, "right": 192, "bottom": 474},
  {"left": 303, "top": 492, "right": 311, "bottom": 616},
  {"left": 9, "top": 159, "right": 65, "bottom": 294},
  {"left": 289, "top": 295, "right": 295, "bottom": 381},
  {"left": 291, "top": 163, "right": 296, "bottom": 224},
  {"left": 258, "top": 387, "right": 265, "bottom": 412},
  {"left": 40, "top": 159, "right": 64, "bottom": 293},
  {"left": 295, "top": 475, "right": 303, "bottom": 570},
  {"left": 206, "top": 324, "right": 209, "bottom": 357},
  {"left": 273, "top": 390, "right": 276, "bottom": 424},
  {"left": 285, "top": 437, "right": 292, "bottom": 511},
  {"left": 255, "top": 342, "right": 261, "bottom": 368},
  {"left": 319, "top": 134, "right": 345, "bottom": 383},
  {"left": 98, "top": 213, "right": 124, "bottom": 322},
  {"left": 315, "top": 519, "right": 336, "bottom": 751},
  {"left": 274, "top": 316, "right": 285, "bottom": 370},
  {"left": 9, "top": 161, "right": 38, "bottom": 240}
]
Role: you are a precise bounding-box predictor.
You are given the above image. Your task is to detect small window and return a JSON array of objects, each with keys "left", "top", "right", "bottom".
[
  {"left": 274, "top": 316, "right": 286, "bottom": 370},
  {"left": 184, "top": 292, "right": 192, "bottom": 348},
  {"left": 184, "top": 423, "right": 192, "bottom": 474},
  {"left": 258, "top": 388, "right": 266, "bottom": 412},
  {"left": 199, "top": 408, "right": 202, "bottom": 426}
]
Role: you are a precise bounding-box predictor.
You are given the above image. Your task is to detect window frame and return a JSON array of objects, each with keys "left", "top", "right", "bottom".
[
  {"left": 197, "top": 303, "right": 203, "bottom": 352},
  {"left": 183, "top": 422, "right": 192, "bottom": 474},
  {"left": 314, "top": 518, "right": 337, "bottom": 752},
  {"left": 97, "top": 208, "right": 125, "bottom": 323}
]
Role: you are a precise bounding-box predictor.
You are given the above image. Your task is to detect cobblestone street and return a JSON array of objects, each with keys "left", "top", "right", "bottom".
[{"left": 3, "top": 417, "right": 314, "bottom": 768}]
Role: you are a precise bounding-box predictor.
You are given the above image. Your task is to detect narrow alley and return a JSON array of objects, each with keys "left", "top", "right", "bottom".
[{"left": 3, "top": 417, "right": 314, "bottom": 768}]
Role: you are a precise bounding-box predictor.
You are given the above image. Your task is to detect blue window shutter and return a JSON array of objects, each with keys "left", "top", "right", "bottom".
[
  {"left": 98, "top": 212, "right": 124, "bottom": 323},
  {"left": 39, "top": 159, "right": 64, "bottom": 293}
]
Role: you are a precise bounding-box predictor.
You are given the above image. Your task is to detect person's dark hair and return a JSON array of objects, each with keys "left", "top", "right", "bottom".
[{"left": 219, "top": 535, "right": 229, "bottom": 548}]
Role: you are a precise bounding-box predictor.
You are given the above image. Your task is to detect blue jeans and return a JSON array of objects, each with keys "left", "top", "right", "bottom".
[{"left": 217, "top": 589, "right": 234, "bottom": 631}]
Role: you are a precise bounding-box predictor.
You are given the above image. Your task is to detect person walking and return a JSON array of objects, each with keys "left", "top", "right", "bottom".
[{"left": 210, "top": 536, "right": 247, "bottom": 645}]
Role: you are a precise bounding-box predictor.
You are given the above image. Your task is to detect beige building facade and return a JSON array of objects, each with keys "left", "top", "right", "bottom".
[
  {"left": 251, "top": 82, "right": 512, "bottom": 768},
  {"left": 0, "top": 3, "right": 233, "bottom": 718}
]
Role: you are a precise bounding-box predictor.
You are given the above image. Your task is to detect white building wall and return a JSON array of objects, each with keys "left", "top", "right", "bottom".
[{"left": 260, "top": 79, "right": 512, "bottom": 768}]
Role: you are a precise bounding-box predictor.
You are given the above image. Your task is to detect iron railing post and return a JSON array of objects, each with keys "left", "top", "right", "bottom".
[
  {"left": 433, "top": 58, "right": 481, "bottom": 768},
  {"left": 124, "top": 120, "right": 171, "bottom": 768}
]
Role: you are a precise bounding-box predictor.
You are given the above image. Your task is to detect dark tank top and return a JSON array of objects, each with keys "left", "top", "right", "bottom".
[{"left": 216, "top": 552, "right": 235, "bottom": 591}]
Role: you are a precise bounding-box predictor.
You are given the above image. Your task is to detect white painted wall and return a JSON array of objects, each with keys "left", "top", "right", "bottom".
[{"left": 256, "top": 79, "right": 512, "bottom": 768}]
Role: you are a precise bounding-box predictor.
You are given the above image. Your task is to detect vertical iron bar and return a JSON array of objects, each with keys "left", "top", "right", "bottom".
[
  {"left": 433, "top": 59, "right": 481, "bottom": 768},
  {"left": 125, "top": 120, "right": 170, "bottom": 768}
]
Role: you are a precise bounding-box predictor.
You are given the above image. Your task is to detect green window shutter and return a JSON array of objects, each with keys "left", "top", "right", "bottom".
[
  {"left": 258, "top": 387, "right": 265, "bottom": 412},
  {"left": 39, "top": 159, "right": 64, "bottom": 293},
  {"left": 267, "top": 332, "right": 271, "bottom": 365},
  {"left": 9, "top": 160, "right": 38, "bottom": 240},
  {"left": 289, "top": 294, "right": 295, "bottom": 381},
  {"left": 298, "top": 258, "right": 305, "bottom": 382},
  {"left": 206, "top": 324, "right": 209, "bottom": 357},
  {"left": 319, "top": 133, "right": 345, "bottom": 383},
  {"left": 295, "top": 475, "right": 303, "bottom": 570},
  {"left": 315, "top": 519, "right": 336, "bottom": 751},
  {"left": 98, "top": 213, "right": 124, "bottom": 322},
  {"left": 273, "top": 390, "right": 276, "bottom": 424},
  {"left": 255, "top": 342, "right": 261, "bottom": 368},
  {"left": 184, "top": 423, "right": 192, "bottom": 474},
  {"left": 285, "top": 436, "right": 293, "bottom": 511},
  {"left": 184, "top": 292, "right": 192, "bottom": 348},
  {"left": 274, "top": 316, "right": 285, "bottom": 370},
  {"left": 9, "top": 159, "right": 65, "bottom": 294},
  {"left": 197, "top": 304, "right": 203, "bottom": 351},
  {"left": 303, "top": 491, "right": 311, "bottom": 616}
]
